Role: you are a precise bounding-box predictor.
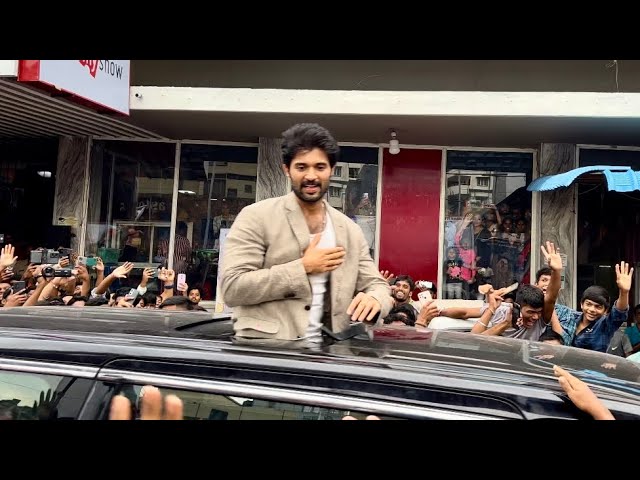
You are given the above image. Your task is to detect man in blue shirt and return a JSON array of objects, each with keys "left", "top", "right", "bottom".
[{"left": 542, "top": 242, "right": 632, "bottom": 353}]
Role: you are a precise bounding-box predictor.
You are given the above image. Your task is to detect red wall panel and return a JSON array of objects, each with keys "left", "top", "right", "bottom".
[{"left": 379, "top": 148, "right": 443, "bottom": 292}]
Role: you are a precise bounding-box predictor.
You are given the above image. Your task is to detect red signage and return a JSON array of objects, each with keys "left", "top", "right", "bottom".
[{"left": 18, "top": 60, "right": 130, "bottom": 115}]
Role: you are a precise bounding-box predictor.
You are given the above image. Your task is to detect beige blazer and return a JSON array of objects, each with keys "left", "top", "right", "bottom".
[{"left": 220, "top": 192, "right": 393, "bottom": 340}]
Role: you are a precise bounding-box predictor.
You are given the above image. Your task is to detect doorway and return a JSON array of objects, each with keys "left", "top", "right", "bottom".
[
  {"left": 0, "top": 138, "right": 59, "bottom": 269},
  {"left": 577, "top": 146, "right": 640, "bottom": 310},
  {"left": 577, "top": 184, "right": 640, "bottom": 309}
]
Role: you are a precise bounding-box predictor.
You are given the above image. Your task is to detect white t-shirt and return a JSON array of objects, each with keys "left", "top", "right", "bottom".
[{"left": 304, "top": 213, "right": 336, "bottom": 341}]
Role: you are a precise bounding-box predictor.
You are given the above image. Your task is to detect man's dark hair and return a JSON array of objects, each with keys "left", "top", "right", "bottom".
[
  {"left": 85, "top": 297, "right": 109, "bottom": 307},
  {"left": 67, "top": 295, "right": 88, "bottom": 306},
  {"left": 394, "top": 275, "right": 415, "bottom": 292},
  {"left": 177, "top": 221, "right": 188, "bottom": 235},
  {"left": 535, "top": 267, "right": 553, "bottom": 283},
  {"left": 140, "top": 292, "right": 158, "bottom": 307},
  {"left": 581, "top": 286, "right": 610, "bottom": 312},
  {"left": 114, "top": 287, "right": 133, "bottom": 301},
  {"left": 383, "top": 304, "right": 417, "bottom": 326},
  {"left": 539, "top": 328, "right": 565, "bottom": 344},
  {"left": 515, "top": 284, "right": 544, "bottom": 309},
  {"left": 131, "top": 292, "right": 157, "bottom": 308},
  {"left": 187, "top": 285, "right": 202, "bottom": 296},
  {"left": 35, "top": 298, "right": 66, "bottom": 306},
  {"left": 159, "top": 295, "right": 192, "bottom": 310},
  {"left": 281, "top": 123, "right": 340, "bottom": 168}
]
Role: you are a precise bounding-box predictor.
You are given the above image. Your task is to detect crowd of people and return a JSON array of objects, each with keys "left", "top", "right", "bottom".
[
  {"left": 0, "top": 244, "right": 205, "bottom": 311},
  {"left": 382, "top": 240, "right": 637, "bottom": 359},
  {"left": 443, "top": 199, "right": 533, "bottom": 300},
  {"left": 0, "top": 122, "right": 633, "bottom": 420}
]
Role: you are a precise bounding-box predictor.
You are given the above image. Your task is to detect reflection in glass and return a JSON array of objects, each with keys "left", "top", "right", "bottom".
[
  {"left": 85, "top": 141, "right": 177, "bottom": 268},
  {"left": 121, "top": 384, "right": 396, "bottom": 420},
  {"left": 443, "top": 151, "right": 533, "bottom": 300},
  {"left": 0, "top": 371, "right": 69, "bottom": 420},
  {"left": 330, "top": 147, "right": 379, "bottom": 258},
  {"left": 177, "top": 144, "right": 258, "bottom": 301}
]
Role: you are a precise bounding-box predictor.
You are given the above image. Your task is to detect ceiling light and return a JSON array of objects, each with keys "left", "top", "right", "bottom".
[
  {"left": 37, "top": 171, "right": 52, "bottom": 178},
  {"left": 389, "top": 130, "right": 400, "bottom": 155}
]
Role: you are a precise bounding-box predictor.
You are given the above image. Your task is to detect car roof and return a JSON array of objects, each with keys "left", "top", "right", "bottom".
[{"left": 1, "top": 306, "right": 640, "bottom": 405}]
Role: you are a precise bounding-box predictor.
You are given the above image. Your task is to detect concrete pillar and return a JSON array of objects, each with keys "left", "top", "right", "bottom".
[
  {"left": 539, "top": 143, "right": 577, "bottom": 308},
  {"left": 256, "top": 137, "right": 288, "bottom": 202},
  {"left": 52, "top": 136, "right": 89, "bottom": 253}
]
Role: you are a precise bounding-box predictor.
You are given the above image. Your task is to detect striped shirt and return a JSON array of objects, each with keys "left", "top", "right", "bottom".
[{"left": 158, "top": 234, "right": 192, "bottom": 274}]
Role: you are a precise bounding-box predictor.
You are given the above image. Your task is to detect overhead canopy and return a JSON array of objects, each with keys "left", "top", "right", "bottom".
[
  {"left": 527, "top": 165, "right": 640, "bottom": 193},
  {"left": 0, "top": 78, "right": 166, "bottom": 140}
]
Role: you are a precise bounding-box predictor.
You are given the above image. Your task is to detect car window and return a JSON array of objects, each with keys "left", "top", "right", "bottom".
[
  {"left": 114, "top": 384, "right": 398, "bottom": 420},
  {"left": 0, "top": 371, "right": 91, "bottom": 420}
]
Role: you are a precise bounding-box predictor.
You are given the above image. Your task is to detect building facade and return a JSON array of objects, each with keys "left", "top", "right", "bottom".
[{"left": 2, "top": 60, "right": 640, "bottom": 309}]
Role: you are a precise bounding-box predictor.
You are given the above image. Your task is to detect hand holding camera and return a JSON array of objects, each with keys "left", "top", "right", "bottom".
[
  {"left": 94, "top": 257, "right": 104, "bottom": 273},
  {"left": 177, "top": 280, "right": 189, "bottom": 295},
  {"left": 76, "top": 265, "right": 90, "bottom": 282}
]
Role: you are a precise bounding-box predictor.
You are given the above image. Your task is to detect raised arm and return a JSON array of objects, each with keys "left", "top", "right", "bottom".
[
  {"left": 93, "top": 262, "right": 134, "bottom": 296},
  {"left": 615, "top": 261, "right": 633, "bottom": 312},
  {"left": 554, "top": 366, "right": 615, "bottom": 420},
  {"left": 541, "top": 241, "right": 563, "bottom": 323},
  {"left": 471, "top": 291, "right": 510, "bottom": 335},
  {"left": 0, "top": 244, "right": 17, "bottom": 275}
]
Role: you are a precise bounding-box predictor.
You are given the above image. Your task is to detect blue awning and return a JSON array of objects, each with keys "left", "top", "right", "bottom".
[{"left": 527, "top": 165, "right": 640, "bottom": 192}]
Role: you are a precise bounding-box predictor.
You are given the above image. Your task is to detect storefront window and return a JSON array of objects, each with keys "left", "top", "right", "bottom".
[
  {"left": 0, "top": 139, "right": 59, "bottom": 275},
  {"left": 443, "top": 151, "right": 533, "bottom": 299},
  {"left": 176, "top": 144, "right": 258, "bottom": 302},
  {"left": 85, "top": 140, "right": 177, "bottom": 268},
  {"left": 332, "top": 146, "right": 379, "bottom": 258}
]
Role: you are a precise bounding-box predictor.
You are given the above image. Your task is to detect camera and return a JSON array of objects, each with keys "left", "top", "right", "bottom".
[
  {"left": 30, "top": 249, "right": 60, "bottom": 265},
  {"left": 29, "top": 247, "right": 74, "bottom": 265},
  {"left": 42, "top": 266, "right": 74, "bottom": 278}
]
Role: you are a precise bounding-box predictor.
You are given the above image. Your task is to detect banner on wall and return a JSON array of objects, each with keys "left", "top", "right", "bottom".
[
  {"left": 215, "top": 228, "right": 232, "bottom": 315},
  {"left": 18, "top": 60, "right": 130, "bottom": 115}
]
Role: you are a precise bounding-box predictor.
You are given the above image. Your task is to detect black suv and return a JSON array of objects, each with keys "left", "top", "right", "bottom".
[{"left": 1, "top": 306, "right": 640, "bottom": 420}]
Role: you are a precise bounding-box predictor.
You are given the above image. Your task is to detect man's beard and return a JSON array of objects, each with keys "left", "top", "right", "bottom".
[
  {"left": 292, "top": 180, "right": 327, "bottom": 203},
  {"left": 393, "top": 292, "right": 407, "bottom": 303}
]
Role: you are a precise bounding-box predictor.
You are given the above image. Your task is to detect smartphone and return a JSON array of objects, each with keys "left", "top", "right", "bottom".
[
  {"left": 177, "top": 273, "right": 186, "bottom": 286},
  {"left": 125, "top": 288, "right": 138, "bottom": 301},
  {"left": 77, "top": 256, "right": 87, "bottom": 266},
  {"left": 86, "top": 257, "right": 97, "bottom": 268},
  {"left": 417, "top": 290, "right": 432, "bottom": 307},
  {"left": 12, "top": 281, "right": 26, "bottom": 293}
]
